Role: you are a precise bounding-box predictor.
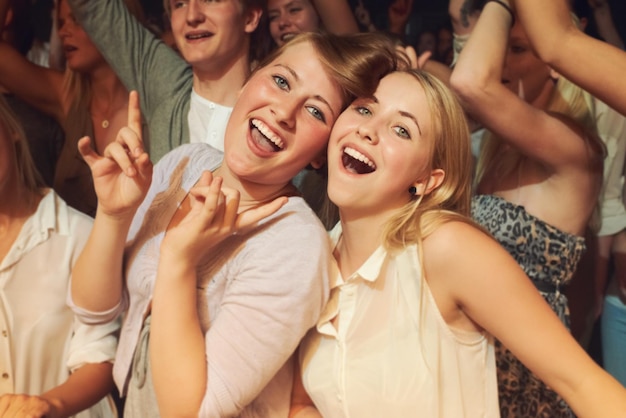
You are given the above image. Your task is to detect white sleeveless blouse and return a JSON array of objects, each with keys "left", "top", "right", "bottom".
[{"left": 300, "top": 225, "right": 500, "bottom": 418}]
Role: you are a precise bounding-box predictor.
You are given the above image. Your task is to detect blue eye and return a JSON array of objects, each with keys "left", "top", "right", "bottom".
[
  {"left": 307, "top": 106, "right": 326, "bottom": 123},
  {"left": 273, "top": 75, "right": 290, "bottom": 90},
  {"left": 356, "top": 106, "right": 371, "bottom": 116},
  {"left": 394, "top": 126, "right": 410, "bottom": 139}
]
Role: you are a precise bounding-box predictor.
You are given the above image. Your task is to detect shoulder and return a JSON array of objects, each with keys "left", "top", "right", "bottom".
[
  {"left": 155, "top": 144, "right": 223, "bottom": 179},
  {"left": 422, "top": 219, "right": 502, "bottom": 273}
]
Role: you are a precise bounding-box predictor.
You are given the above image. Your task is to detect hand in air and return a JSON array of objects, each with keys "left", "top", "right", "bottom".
[
  {"left": 0, "top": 393, "right": 59, "bottom": 418},
  {"left": 78, "top": 90, "right": 153, "bottom": 218},
  {"left": 160, "top": 171, "right": 288, "bottom": 266},
  {"left": 396, "top": 45, "right": 432, "bottom": 70}
]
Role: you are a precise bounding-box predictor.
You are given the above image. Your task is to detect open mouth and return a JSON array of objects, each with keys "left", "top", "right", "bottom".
[
  {"left": 186, "top": 31, "right": 214, "bottom": 40},
  {"left": 251, "top": 119, "right": 284, "bottom": 152},
  {"left": 280, "top": 33, "right": 297, "bottom": 43},
  {"left": 63, "top": 45, "right": 77, "bottom": 53},
  {"left": 342, "top": 146, "right": 376, "bottom": 174}
]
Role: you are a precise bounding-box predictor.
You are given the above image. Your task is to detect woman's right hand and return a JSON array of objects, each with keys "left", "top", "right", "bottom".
[{"left": 79, "top": 91, "right": 152, "bottom": 219}]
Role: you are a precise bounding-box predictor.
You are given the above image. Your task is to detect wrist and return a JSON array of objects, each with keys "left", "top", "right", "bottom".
[{"left": 486, "top": 0, "right": 515, "bottom": 25}]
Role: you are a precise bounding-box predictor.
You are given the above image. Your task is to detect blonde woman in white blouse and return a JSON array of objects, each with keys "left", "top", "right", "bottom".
[{"left": 289, "top": 69, "right": 626, "bottom": 418}]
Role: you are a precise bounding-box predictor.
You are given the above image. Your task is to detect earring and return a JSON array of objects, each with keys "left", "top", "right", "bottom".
[{"left": 408, "top": 186, "right": 417, "bottom": 195}]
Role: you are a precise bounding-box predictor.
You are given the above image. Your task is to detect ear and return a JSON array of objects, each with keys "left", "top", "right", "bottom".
[
  {"left": 244, "top": 7, "right": 263, "bottom": 34},
  {"left": 309, "top": 151, "right": 327, "bottom": 170},
  {"left": 412, "top": 169, "right": 445, "bottom": 196},
  {"left": 549, "top": 67, "right": 560, "bottom": 82}
]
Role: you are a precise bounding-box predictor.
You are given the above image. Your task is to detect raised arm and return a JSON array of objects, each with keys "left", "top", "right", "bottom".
[
  {"left": 312, "top": 0, "right": 358, "bottom": 35},
  {"left": 513, "top": 0, "right": 626, "bottom": 116},
  {"left": 424, "top": 221, "right": 626, "bottom": 418},
  {"left": 67, "top": 0, "right": 191, "bottom": 122},
  {"left": 71, "top": 91, "right": 152, "bottom": 314},
  {"left": 0, "top": 0, "right": 65, "bottom": 120},
  {"left": 450, "top": 0, "right": 592, "bottom": 170}
]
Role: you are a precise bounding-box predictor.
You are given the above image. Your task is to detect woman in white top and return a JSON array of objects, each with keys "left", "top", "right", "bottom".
[
  {"left": 0, "top": 96, "right": 118, "bottom": 417},
  {"left": 289, "top": 69, "right": 626, "bottom": 418}
]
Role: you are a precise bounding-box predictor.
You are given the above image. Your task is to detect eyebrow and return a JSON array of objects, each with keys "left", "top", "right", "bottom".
[
  {"left": 371, "top": 94, "right": 422, "bottom": 135},
  {"left": 274, "top": 63, "right": 337, "bottom": 120},
  {"left": 400, "top": 110, "right": 422, "bottom": 135}
]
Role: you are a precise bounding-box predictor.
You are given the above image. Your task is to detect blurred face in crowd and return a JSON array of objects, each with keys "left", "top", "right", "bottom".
[
  {"left": 168, "top": 0, "right": 261, "bottom": 72},
  {"left": 57, "top": 0, "right": 106, "bottom": 73},
  {"left": 502, "top": 21, "right": 554, "bottom": 107},
  {"left": 267, "top": 0, "right": 320, "bottom": 46}
]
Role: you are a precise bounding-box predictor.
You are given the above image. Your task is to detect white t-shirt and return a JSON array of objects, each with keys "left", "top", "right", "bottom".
[{"left": 187, "top": 90, "right": 233, "bottom": 151}]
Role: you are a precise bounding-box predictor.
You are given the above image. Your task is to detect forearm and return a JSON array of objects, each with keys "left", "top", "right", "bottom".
[
  {"left": 150, "top": 254, "right": 207, "bottom": 417},
  {"left": 71, "top": 210, "right": 132, "bottom": 312},
  {"left": 450, "top": 1, "right": 510, "bottom": 100},
  {"left": 562, "top": 367, "right": 626, "bottom": 418},
  {"left": 41, "top": 362, "right": 114, "bottom": 418},
  {"left": 312, "top": 0, "right": 358, "bottom": 34}
]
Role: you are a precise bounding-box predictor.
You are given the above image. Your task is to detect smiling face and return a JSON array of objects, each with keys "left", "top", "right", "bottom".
[
  {"left": 328, "top": 72, "right": 444, "bottom": 216},
  {"left": 57, "top": 0, "right": 105, "bottom": 73},
  {"left": 223, "top": 40, "right": 343, "bottom": 187},
  {"left": 267, "top": 0, "right": 320, "bottom": 46},
  {"left": 502, "top": 22, "right": 554, "bottom": 106},
  {"left": 168, "top": 0, "right": 260, "bottom": 71}
]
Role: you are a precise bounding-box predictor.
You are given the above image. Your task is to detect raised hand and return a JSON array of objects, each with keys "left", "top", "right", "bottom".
[
  {"left": 160, "top": 171, "right": 288, "bottom": 266},
  {"left": 79, "top": 90, "right": 153, "bottom": 219}
]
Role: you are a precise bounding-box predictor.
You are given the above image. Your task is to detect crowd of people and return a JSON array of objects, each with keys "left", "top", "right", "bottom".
[{"left": 1, "top": 0, "right": 625, "bottom": 417}]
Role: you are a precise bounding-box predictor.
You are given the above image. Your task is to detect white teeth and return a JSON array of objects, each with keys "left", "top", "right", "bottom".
[
  {"left": 344, "top": 146, "right": 375, "bottom": 169},
  {"left": 251, "top": 119, "right": 284, "bottom": 149}
]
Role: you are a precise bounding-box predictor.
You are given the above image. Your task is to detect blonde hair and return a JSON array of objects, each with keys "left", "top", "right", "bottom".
[
  {"left": 0, "top": 96, "right": 45, "bottom": 193},
  {"left": 381, "top": 69, "right": 477, "bottom": 251}
]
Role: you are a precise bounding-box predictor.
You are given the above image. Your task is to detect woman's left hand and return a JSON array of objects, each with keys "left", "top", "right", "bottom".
[{"left": 160, "top": 171, "right": 288, "bottom": 266}]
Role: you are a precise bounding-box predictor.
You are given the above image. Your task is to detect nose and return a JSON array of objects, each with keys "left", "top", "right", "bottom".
[
  {"left": 186, "top": 0, "right": 205, "bottom": 24},
  {"left": 272, "top": 97, "right": 298, "bottom": 130},
  {"left": 356, "top": 120, "right": 379, "bottom": 144},
  {"left": 276, "top": 14, "right": 292, "bottom": 30}
]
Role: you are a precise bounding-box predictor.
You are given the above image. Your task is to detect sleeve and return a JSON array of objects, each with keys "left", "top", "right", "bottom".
[
  {"left": 66, "top": 0, "right": 192, "bottom": 121},
  {"left": 199, "top": 210, "right": 331, "bottom": 417},
  {"left": 67, "top": 316, "right": 121, "bottom": 371},
  {"left": 64, "top": 207, "right": 122, "bottom": 370}
]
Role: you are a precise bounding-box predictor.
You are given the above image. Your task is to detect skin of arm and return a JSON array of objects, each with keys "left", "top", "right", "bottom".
[
  {"left": 311, "top": 0, "right": 358, "bottom": 35},
  {"left": 0, "top": 0, "right": 65, "bottom": 120},
  {"left": 288, "top": 354, "right": 322, "bottom": 418},
  {"left": 450, "top": 1, "right": 594, "bottom": 170},
  {"left": 423, "top": 221, "right": 626, "bottom": 418},
  {"left": 72, "top": 91, "right": 153, "bottom": 312},
  {"left": 513, "top": 0, "right": 626, "bottom": 116},
  {"left": 0, "top": 363, "right": 114, "bottom": 418}
]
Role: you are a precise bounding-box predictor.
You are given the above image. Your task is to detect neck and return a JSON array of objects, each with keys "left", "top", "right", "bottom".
[
  {"left": 88, "top": 65, "right": 128, "bottom": 109},
  {"left": 335, "top": 210, "right": 391, "bottom": 277},
  {"left": 192, "top": 52, "right": 251, "bottom": 107},
  {"left": 213, "top": 164, "right": 296, "bottom": 213}
]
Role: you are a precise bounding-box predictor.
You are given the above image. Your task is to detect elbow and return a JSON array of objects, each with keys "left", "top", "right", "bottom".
[{"left": 449, "top": 70, "right": 488, "bottom": 109}]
